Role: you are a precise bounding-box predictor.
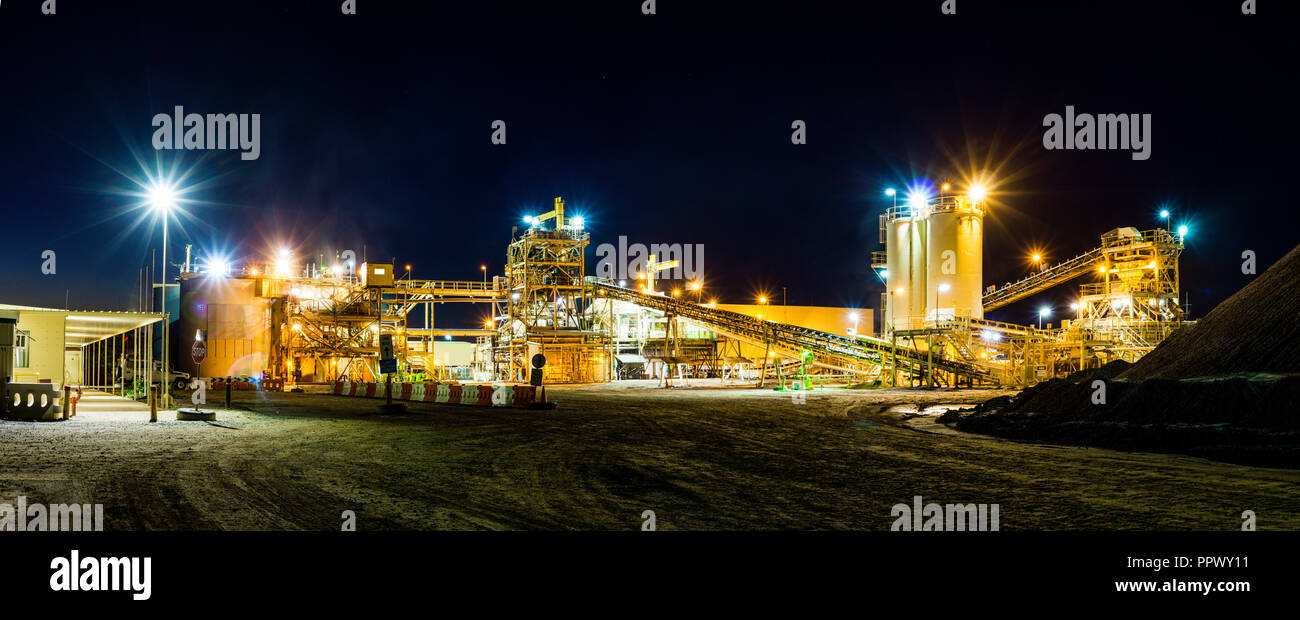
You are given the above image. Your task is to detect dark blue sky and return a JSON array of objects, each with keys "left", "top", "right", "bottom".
[{"left": 1, "top": 0, "right": 1294, "bottom": 330}]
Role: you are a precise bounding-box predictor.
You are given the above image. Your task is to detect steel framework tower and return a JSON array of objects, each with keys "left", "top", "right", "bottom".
[{"left": 494, "top": 197, "right": 609, "bottom": 383}]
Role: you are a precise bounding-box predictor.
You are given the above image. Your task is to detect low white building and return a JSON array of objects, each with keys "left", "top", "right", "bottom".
[{"left": 1, "top": 304, "right": 165, "bottom": 418}]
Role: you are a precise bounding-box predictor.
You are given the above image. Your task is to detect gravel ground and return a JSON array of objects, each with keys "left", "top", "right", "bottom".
[{"left": 2, "top": 382, "right": 1298, "bottom": 530}]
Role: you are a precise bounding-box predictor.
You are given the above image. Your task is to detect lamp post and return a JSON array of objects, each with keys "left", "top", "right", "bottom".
[
  {"left": 1159, "top": 209, "right": 1170, "bottom": 232},
  {"left": 148, "top": 183, "right": 177, "bottom": 408},
  {"left": 889, "top": 288, "right": 902, "bottom": 386},
  {"left": 885, "top": 188, "right": 896, "bottom": 209},
  {"left": 481, "top": 264, "right": 487, "bottom": 285},
  {"left": 937, "top": 282, "right": 950, "bottom": 323},
  {"left": 1038, "top": 306, "right": 1051, "bottom": 330}
]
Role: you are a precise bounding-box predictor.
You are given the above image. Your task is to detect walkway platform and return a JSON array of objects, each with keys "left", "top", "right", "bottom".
[{"left": 74, "top": 390, "right": 152, "bottom": 414}]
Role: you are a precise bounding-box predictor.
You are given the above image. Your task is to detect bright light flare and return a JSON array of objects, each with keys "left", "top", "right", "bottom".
[
  {"left": 907, "top": 189, "right": 930, "bottom": 209},
  {"left": 206, "top": 257, "right": 230, "bottom": 278},
  {"left": 147, "top": 182, "right": 177, "bottom": 212}
]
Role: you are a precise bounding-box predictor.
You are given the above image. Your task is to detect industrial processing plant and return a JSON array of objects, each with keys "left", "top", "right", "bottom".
[
  {"left": 91, "top": 182, "right": 1191, "bottom": 404},
  {"left": 3, "top": 8, "right": 1300, "bottom": 607}
]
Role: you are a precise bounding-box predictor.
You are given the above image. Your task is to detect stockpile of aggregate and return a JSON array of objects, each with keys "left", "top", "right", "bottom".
[
  {"left": 1120, "top": 244, "right": 1300, "bottom": 380},
  {"left": 954, "top": 244, "right": 1300, "bottom": 467}
]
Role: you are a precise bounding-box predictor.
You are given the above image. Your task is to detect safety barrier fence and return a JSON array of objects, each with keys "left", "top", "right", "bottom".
[
  {"left": 332, "top": 380, "right": 539, "bottom": 408},
  {"left": 211, "top": 378, "right": 284, "bottom": 391},
  {"left": 4, "top": 382, "right": 63, "bottom": 420}
]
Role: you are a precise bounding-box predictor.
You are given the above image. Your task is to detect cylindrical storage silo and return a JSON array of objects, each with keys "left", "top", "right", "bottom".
[
  {"left": 925, "top": 203, "right": 983, "bottom": 321},
  {"left": 886, "top": 216, "right": 928, "bottom": 332}
]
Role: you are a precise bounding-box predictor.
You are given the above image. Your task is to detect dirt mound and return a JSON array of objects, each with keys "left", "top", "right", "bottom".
[
  {"left": 953, "top": 245, "right": 1300, "bottom": 466},
  {"left": 956, "top": 373, "right": 1300, "bottom": 467},
  {"left": 956, "top": 367, "right": 1300, "bottom": 467},
  {"left": 1121, "top": 243, "right": 1300, "bottom": 380}
]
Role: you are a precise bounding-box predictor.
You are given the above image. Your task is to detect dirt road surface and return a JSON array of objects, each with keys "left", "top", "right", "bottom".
[{"left": 2, "top": 382, "right": 1296, "bottom": 530}]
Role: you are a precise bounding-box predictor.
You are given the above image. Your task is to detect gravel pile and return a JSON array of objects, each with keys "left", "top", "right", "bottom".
[{"left": 954, "top": 244, "right": 1300, "bottom": 466}]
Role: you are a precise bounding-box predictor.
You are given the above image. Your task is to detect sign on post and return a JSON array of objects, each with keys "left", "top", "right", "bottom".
[
  {"left": 192, "top": 339, "right": 207, "bottom": 365},
  {"left": 529, "top": 353, "right": 546, "bottom": 386},
  {"left": 378, "top": 333, "right": 397, "bottom": 375}
]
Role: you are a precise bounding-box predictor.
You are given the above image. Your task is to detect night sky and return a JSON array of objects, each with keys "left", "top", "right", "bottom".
[{"left": 1, "top": 0, "right": 1294, "bottom": 332}]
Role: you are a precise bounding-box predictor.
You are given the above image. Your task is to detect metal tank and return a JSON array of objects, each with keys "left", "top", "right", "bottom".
[
  {"left": 924, "top": 196, "right": 984, "bottom": 321},
  {"left": 885, "top": 212, "right": 928, "bottom": 333}
]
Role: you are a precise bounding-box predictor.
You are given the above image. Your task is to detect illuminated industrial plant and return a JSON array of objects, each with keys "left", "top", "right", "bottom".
[
  {"left": 870, "top": 175, "right": 1188, "bottom": 386},
  {"left": 158, "top": 171, "right": 1191, "bottom": 391}
]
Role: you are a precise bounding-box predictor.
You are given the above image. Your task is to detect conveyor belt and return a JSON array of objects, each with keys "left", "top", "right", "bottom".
[
  {"left": 591, "top": 279, "right": 997, "bottom": 381},
  {"left": 981, "top": 248, "right": 1103, "bottom": 311}
]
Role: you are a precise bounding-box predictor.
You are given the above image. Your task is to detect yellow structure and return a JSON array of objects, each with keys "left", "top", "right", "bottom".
[
  {"left": 494, "top": 197, "right": 609, "bottom": 383},
  {"left": 716, "top": 304, "right": 870, "bottom": 337},
  {"left": 879, "top": 186, "right": 987, "bottom": 333},
  {"left": 0, "top": 303, "right": 164, "bottom": 393}
]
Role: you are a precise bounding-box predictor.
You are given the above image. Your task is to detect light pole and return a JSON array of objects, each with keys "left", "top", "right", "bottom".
[
  {"left": 885, "top": 187, "right": 896, "bottom": 209},
  {"left": 148, "top": 182, "right": 177, "bottom": 408},
  {"left": 481, "top": 264, "right": 487, "bottom": 285},
  {"left": 889, "top": 288, "right": 902, "bottom": 386},
  {"left": 937, "top": 282, "right": 950, "bottom": 323},
  {"left": 1038, "top": 306, "right": 1051, "bottom": 330},
  {"left": 1159, "top": 209, "right": 1170, "bottom": 232}
]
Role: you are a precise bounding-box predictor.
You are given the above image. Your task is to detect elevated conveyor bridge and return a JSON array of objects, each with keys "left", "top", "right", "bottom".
[
  {"left": 981, "top": 248, "right": 1104, "bottom": 311},
  {"left": 590, "top": 279, "right": 1000, "bottom": 384}
]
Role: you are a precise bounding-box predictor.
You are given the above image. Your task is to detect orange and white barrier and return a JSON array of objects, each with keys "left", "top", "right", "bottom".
[
  {"left": 212, "top": 378, "right": 284, "bottom": 392},
  {"left": 332, "top": 381, "right": 539, "bottom": 408}
]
